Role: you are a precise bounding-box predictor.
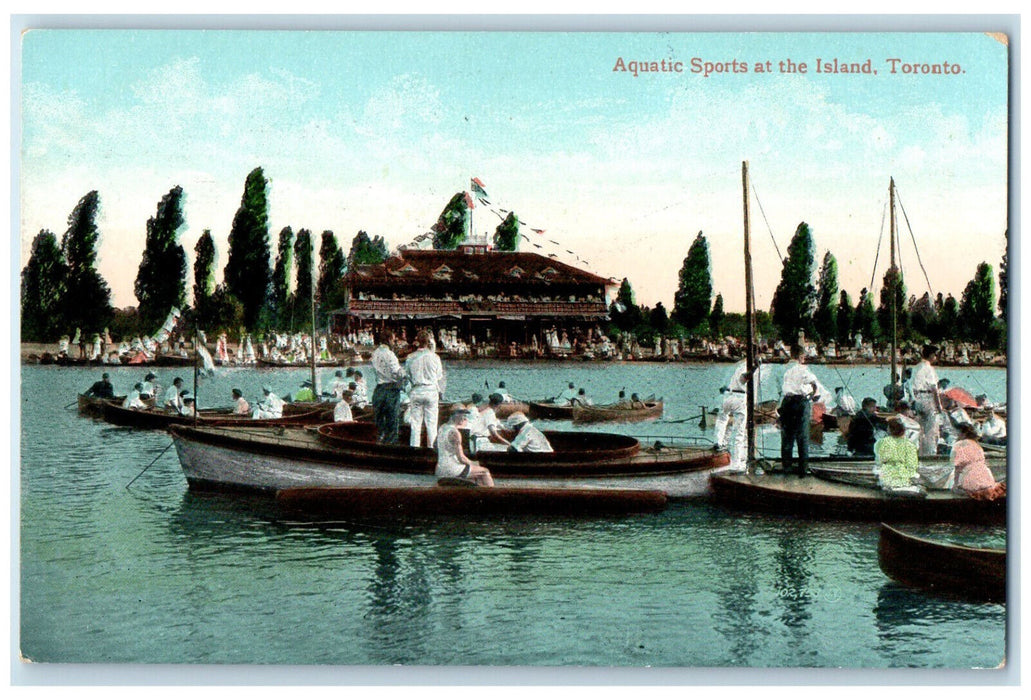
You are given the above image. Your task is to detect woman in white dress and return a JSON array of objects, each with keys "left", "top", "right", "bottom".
[{"left": 436, "top": 406, "right": 494, "bottom": 486}]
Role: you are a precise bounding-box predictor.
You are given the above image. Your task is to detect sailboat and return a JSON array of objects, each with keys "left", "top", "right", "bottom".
[{"left": 708, "top": 164, "right": 1005, "bottom": 523}]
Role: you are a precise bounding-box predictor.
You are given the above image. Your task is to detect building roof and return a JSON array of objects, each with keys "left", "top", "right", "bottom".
[{"left": 347, "top": 248, "right": 613, "bottom": 288}]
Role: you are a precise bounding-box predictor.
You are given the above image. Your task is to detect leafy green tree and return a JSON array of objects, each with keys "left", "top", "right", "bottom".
[
  {"left": 317, "top": 230, "right": 347, "bottom": 325},
  {"left": 61, "top": 191, "right": 113, "bottom": 335},
  {"left": 813, "top": 252, "right": 838, "bottom": 343},
  {"left": 649, "top": 301, "right": 669, "bottom": 334},
  {"left": 206, "top": 284, "right": 245, "bottom": 335},
  {"left": 835, "top": 290, "right": 853, "bottom": 347},
  {"left": 935, "top": 294, "right": 960, "bottom": 341},
  {"left": 610, "top": 278, "right": 643, "bottom": 332},
  {"left": 348, "top": 230, "right": 389, "bottom": 267},
  {"left": 909, "top": 292, "right": 936, "bottom": 341},
  {"left": 192, "top": 229, "right": 216, "bottom": 330},
  {"left": 998, "top": 248, "right": 1007, "bottom": 317},
  {"left": 770, "top": 222, "right": 817, "bottom": 342},
  {"left": 432, "top": 192, "right": 470, "bottom": 250},
  {"left": 672, "top": 231, "right": 713, "bottom": 332},
  {"left": 708, "top": 293, "right": 724, "bottom": 338},
  {"left": 876, "top": 266, "right": 909, "bottom": 343},
  {"left": 135, "top": 186, "right": 187, "bottom": 334},
  {"left": 271, "top": 226, "right": 294, "bottom": 328},
  {"left": 493, "top": 211, "right": 520, "bottom": 251},
  {"left": 852, "top": 287, "right": 878, "bottom": 343},
  {"left": 958, "top": 262, "right": 996, "bottom": 344},
  {"left": 21, "top": 230, "right": 68, "bottom": 341},
  {"left": 224, "top": 167, "right": 271, "bottom": 329},
  {"left": 290, "top": 229, "right": 315, "bottom": 332}
]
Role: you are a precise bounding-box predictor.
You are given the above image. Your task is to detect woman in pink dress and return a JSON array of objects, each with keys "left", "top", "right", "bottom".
[{"left": 951, "top": 423, "right": 1006, "bottom": 500}]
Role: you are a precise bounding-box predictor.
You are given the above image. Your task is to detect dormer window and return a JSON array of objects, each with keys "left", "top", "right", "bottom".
[
  {"left": 433, "top": 264, "right": 453, "bottom": 280},
  {"left": 508, "top": 266, "right": 524, "bottom": 278},
  {"left": 536, "top": 266, "right": 559, "bottom": 280},
  {"left": 390, "top": 262, "right": 418, "bottom": 276}
]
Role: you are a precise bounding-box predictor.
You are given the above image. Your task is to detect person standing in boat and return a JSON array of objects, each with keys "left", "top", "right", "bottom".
[
  {"left": 714, "top": 360, "right": 770, "bottom": 473},
  {"left": 405, "top": 329, "right": 446, "bottom": 448},
  {"left": 231, "top": 388, "right": 250, "bottom": 416},
  {"left": 505, "top": 412, "right": 554, "bottom": 453},
  {"left": 83, "top": 372, "right": 116, "bottom": 399},
  {"left": 912, "top": 344, "right": 944, "bottom": 457},
  {"left": 122, "top": 382, "right": 148, "bottom": 410},
  {"left": 163, "top": 377, "right": 185, "bottom": 414},
  {"left": 436, "top": 406, "right": 494, "bottom": 486},
  {"left": 370, "top": 329, "right": 407, "bottom": 444},
  {"left": 779, "top": 345, "right": 819, "bottom": 476},
  {"left": 252, "top": 385, "right": 285, "bottom": 419}
]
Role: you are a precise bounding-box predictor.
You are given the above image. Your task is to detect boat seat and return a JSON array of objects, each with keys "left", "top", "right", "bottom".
[{"left": 437, "top": 477, "right": 479, "bottom": 488}]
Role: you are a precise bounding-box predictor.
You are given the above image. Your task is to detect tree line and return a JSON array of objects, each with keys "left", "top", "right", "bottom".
[
  {"left": 21, "top": 167, "right": 390, "bottom": 342},
  {"left": 608, "top": 224, "right": 1007, "bottom": 351}
]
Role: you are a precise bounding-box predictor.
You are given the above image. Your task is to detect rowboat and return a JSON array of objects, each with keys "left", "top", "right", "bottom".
[
  {"left": 441, "top": 400, "right": 530, "bottom": 421},
  {"left": 276, "top": 483, "right": 668, "bottom": 519},
  {"left": 77, "top": 393, "right": 157, "bottom": 416},
  {"left": 878, "top": 523, "right": 1006, "bottom": 603},
  {"left": 571, "top": 400, "right": 663, "bottom": 424},
  {"left": 709, "top": 472, "right": 1005, "bottom": 524},
  {"left": 169, "top": 422, "right": 731, "bottom": 497},
  {"left": 527, "top": 400, "right": 575, "bottom": 420},
  {"left": 100, "top": 401, "right": 328, "bottom": 430}
]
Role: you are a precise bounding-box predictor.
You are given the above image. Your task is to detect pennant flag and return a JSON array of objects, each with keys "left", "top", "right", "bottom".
[
  {"left": 471, "top": 177, "right": 490, "bottom": 200},
  {"left": 196, "top": 343, "right": 216, "bottom": 377},
  {"left": 464, "top": 192, "right": 475, "bottom": 209},
  {"left": 532, "top": 228, "right": 545, "bottom": 235}
]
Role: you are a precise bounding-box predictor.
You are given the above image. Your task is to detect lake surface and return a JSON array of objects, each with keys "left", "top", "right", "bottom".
[{"left": 16, "top": 361, "right": 1009, "bottom": 677}]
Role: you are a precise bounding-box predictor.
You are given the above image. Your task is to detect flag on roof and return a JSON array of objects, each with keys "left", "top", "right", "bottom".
[
  {"left": 532, "top": 228, "right": 546, "bottom": 235},
  {"left": 471, "top": 178, "right": 489, "bottom": 200},
  {"left": 464, "top": 192, "right": 475, "bottom": 209}
]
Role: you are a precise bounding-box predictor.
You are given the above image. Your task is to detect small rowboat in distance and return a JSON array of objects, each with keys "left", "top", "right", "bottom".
[
  {"left": 709, "top": 472, "right": 1005, "bottom": 524},
  {"left": 572, "top": 400, "right": 663, "bottom": 424},
  {"left": 276, "top": 483, "right": 668, "bottom": 519},
  {"left": 528, "top": 400, "right": 575, "bottom": 421},
  {"left": 78, "top": 393, "right": 156, "bottom": 416},
  {"left": 878, "top": 523, "right": 1006, "bottom": 603}
]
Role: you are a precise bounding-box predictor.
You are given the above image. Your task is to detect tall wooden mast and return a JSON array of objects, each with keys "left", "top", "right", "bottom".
[
  {"left": 743, "top": 161, "right": 757, "bottom": 464},
  {"left": 889, "top": 177, "right": 898, "bottom": 404}
]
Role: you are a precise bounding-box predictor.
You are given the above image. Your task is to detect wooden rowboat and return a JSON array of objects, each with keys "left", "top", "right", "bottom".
[
  {"left": 100, "top": 400, "right": 328, "bottom": 430},
  {"left": 571, "top": 400, "right": 663, "bottom": 424},
  {"left": 809, "top": 456, "right": 1007, "bottom": 488},
  {"left": 169, "top": 422, "right": 730, "bottom": 497},
  {"left": 440, "top": 400, "right": 530, "bottom": 421},
  {"left": 709, "top": 472, "right": 1005, "bottom": 524},
  {"left": 878, "top": 523, "right": 1006, "bottom": 603},
  {"left": 276, "top": 483, "right": 668, "bottom": 519},
  {"left": 528, "top": 400, "right": 575, "bottom": 420},
  {"left": 78, "top": 393, "right": 125, "bottom": 416}
]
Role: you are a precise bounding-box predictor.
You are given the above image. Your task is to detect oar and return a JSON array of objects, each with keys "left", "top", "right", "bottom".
[
  {"left": 64, "top": 400, "right": 79, "bottom": 409},
  {"left": 125, "top": 441, "right": 174, "bottom": 489}
]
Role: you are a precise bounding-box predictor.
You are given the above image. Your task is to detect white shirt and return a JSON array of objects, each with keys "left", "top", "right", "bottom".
[
  {"left": 164, "top": 385, "right": 184, "bottom": 412},
  {"left": 123, "top": 391, "right": 147, "bottom": 410},
  {"left": 334, "top": 401, "right": 354, "bottom": 422},
  {"left": 557, "top": 387, "right": 578, "bottom": 404},
  {"left": 726, "top": 362, "right": 771, "bottom": 398},
  {"left": 234, "top": 397, "right": 250, "bottom": 415},
  {"left": 371, "top": 345, "right": 406, "bottom": 386},
  {"left": 981, "top": 415, "right": 1006, "bottom": 440},
  {"left": 511, "top": 423, "right": 553, "bottom": 452},
  {"left": 469, "top": 407, "right": 501, "bottom": 439},
  {"left": 405, "top": 348, "right": 446, "bottom": 394},
  {"left": 834, "top": 392, "right": 858, "bottom": 415},
  {"left": 781, "top": 361, "right": 818, "bottom": 397},
  {"left": 911, "top": 360, "right": 940, "bottom": 395}
]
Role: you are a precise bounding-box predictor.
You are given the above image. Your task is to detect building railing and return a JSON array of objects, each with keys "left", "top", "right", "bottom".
[{"left": 348, "top": 299, "right": 608, "bottom": 316}]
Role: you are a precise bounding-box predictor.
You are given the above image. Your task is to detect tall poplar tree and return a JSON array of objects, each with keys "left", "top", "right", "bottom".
[
  {"left": 813, "top": 252, "right": 838, "bottom": 343},
  {"left": 317, "top": 230, "right": 347, "bottom": 325},
  {"left": 709, "top": 293, "right": 725, "bottom": 338},
  {"left": 876, "top": 266, "right": 909, "bottom": 344},
  {"left": 192, "top": 230, "right": 216, "bottom": 329},
  {"left": 494, "top": 212, "right": 520, "bottom": 251},
  {"left": 271, "top": 226, "right": 294, "bottom": 328},
  {"left": 958, "top": 262, "right": 996, "bottom": 344},
  {"left": 291, "top": 228, "right": 314, "bottom": 332},
  {"left": 135, "top": 186, "right": 187, "bottom": 334},
  {"left": 21, "top": 230, "right": 68, "bottom": 341},
  {"left": 61, "top": 190, "right": 113, "bottom": 335},
  {"left": 770, "top": 222, "right": 817, "bottom": 342},
  {"left": 998, "top": 248, "right": 1007, "bottom": 317},
  {"left": 224, "top": 167, "right": 271, "bottom": 329},
  {"left": 852, "top": 287, "right": 878, "bottom": 343},
  {"left": 909, "top": 292, "right": 936, "bottom": 341},
  {"left": 672, "top": 231, "right": 713, "bottom": 332},
  {"left": 835, "top": 290, "right": 853, "bottom": 347},
  {"left": 610, "top": 278, "right": 642, "bottom": 332}
]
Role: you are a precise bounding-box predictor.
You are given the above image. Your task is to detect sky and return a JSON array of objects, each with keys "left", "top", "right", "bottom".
[{"left": 17, "top": 27, "right": 1009, "bottom": 314}]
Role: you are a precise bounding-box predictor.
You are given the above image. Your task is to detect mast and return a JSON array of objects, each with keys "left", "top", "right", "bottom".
[
  {"left": 742, "top": 161, "right": 757, "bottom": 464},
  {"left": 192, "top": 324, "right": 199, "bottom": 426},
  {"left": 310, "top": 240, "right": 318, "bottom": 397},
  {"left": 889, "top": 177, "right": 898, "bottom": 405}
]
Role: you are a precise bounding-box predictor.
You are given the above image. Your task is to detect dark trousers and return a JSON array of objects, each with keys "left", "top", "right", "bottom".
[
  {"left": 372, "top": 383, "right": 402, "bottom": 444},
  {"left": 780, "top": 395, "right": 811, "bottom": 474}
]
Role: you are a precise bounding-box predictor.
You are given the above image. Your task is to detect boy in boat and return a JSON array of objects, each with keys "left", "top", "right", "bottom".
[
  {"left": 83, "top": 372, "right": 115, "bottom": 399},
  {"left": 779, "top": 345, "right": 819, "bottom": 476},
  {"left": 437, "top": 406, "right": 494, "bottom": 486},
  {"left": 505, "top": 412, "right": 554, "bottom": 453},
  {"left": 122, "top": 383, "right": 148, "bottom": 410},
  {"left": 163, "top": 377, "right": 185, "bottom": 414},
  {"left": 231, "top": 388, "right": 250, "bottom": 415},
  {"left": 468, "top": 393, "right": 512, "bottom": 453},
  {"left": 140, "top": 372, "right": 159, "bottom": 400}
]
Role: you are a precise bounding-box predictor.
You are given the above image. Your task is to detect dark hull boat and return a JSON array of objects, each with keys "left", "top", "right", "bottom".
[
  {"left": 878, "top": 523, "right": 1006, "bottom": 603},
  {"left": 709, "top": 472, "right": 1005, "bottom": 524},
  {"left": 276, "top": 483, "right": 669, "bottom": 519},
  {"left": 169, "top": 421, "right": 730, "bottom": 497},
  {"left": 528, "top": 401, "right": 575, "bottom": 420},
  {"left": 100, "top": 401, "right": 327, "bottom": 430}
]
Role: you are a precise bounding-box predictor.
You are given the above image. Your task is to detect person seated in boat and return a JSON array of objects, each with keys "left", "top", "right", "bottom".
[
  {"left": 468, "top": 393, "right": 512, "bottom": 453},
  {"left": 329, "top": 370, "right": 349, "bottom": 399},
  {"left": 979, "top": 406, "right": 1006, "bottom": 445},
  {"left": 83, "top": 372, "right": 115, "bottom": 399},
  {"left": 180, "top": 395, "right": 197, "bottom": 418},
  {"left": 941, "top": 396, "right": 976, "bottom": 444},
  {"left": 231, "top": 388, "right": 250, "bottom": 416},
  {"left": 122, "top": 383, "right": 148, "bottom": 410},
  {"left": 293, "top": 379, "right": 317, "bottom": 403},
  {"left": 894, "top": 401, "right": 922, "bottom": 448},
  {"left": 874, "top": 418, "right": 920, "bottom": 491},
  {"left": 570, "top": 388, "right": 593, "bottom": 406},
  {"left": 556, "top": 382, "right": 578, "bottom": 405},
  {"left": 496, "top": 381, "right": 515, "bottom": 403},
  {"left": 333, "top": 398, "right": 354, "bottom": 423},
  {"left": 163, "top": 377, "right": 185, "bottom": 414},
  {"left": 348, "top": 381, "right": 370, "bottom": 409},
  {"left": 832, "top": 386, "right": 858, "bottom": 416},
  {"left": 629, "top": 393, "right": 647, "bottom": 409},
  {"left": 505, "top": 412, "right": 554, "bottom": 453},
  {"left": 845, "top": 398, "right": 887, "bottom": 457},
  {"left": 951, "top": 423, "right": 1006, "bottom": 501},
  {"left": 252, "top": 385, "right": 284, "bottom": 420},
  {"left": 436, "top": 406, "right": 494, "bottom": 487},
  {"left": 139, "top": 372, "right": 159, "bottom": 400}
]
